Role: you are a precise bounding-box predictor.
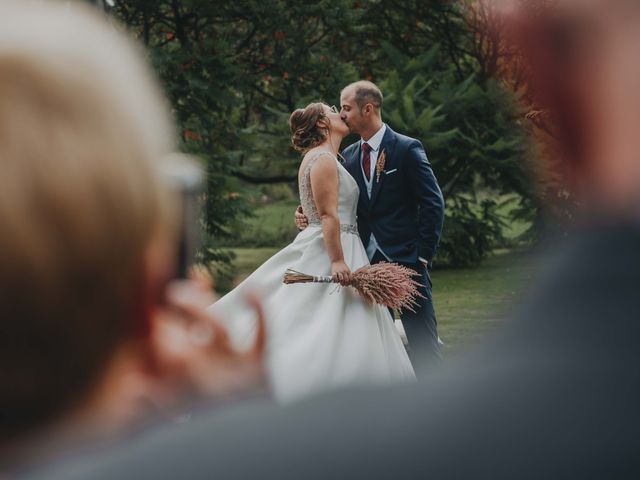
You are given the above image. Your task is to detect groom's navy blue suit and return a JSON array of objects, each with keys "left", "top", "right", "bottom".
[{"left": 342, "top": 124, "right": 445, "bottom": 369}]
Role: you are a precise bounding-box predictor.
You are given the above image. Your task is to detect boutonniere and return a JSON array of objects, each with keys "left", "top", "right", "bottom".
[{"left": 375, "top": 149, "right": 386, "bottom": 182}]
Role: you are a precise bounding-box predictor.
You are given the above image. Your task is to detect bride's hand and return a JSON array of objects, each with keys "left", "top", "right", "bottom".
[{"left": 332, "top": 260, "right": 352, "bottom": 286}]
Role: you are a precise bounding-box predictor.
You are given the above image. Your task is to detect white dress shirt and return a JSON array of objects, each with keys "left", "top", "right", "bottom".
[{"left": 360, "top": 125, "right": 391, "bottom": 262}]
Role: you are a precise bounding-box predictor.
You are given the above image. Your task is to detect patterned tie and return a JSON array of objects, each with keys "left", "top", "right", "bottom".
[{"left": 361, "top": 142, "right": 372, "bottom": 181}]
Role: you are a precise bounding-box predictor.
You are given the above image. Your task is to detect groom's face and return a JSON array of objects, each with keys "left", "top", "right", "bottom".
[{"left": 340, "top": 88, "right": 365, "bottom": 136}]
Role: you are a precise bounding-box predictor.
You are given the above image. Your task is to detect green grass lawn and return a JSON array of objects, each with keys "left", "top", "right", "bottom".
[
  {"left": 229, "top": 194, "right": 531, "bottom": 249},
  {"left": 229, "top": 200, "right": 300, "bottom": 248},
  {"left": 431, "top": 249, "right": 537, "bottom": 355},
  {"left": 214, "top": 247, "right": 538, "bottom": 357}
]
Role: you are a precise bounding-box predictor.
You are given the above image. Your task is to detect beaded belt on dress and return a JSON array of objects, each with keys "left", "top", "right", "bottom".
[{"left": 308, "top": 222, "right": 358, "bottom": 235}]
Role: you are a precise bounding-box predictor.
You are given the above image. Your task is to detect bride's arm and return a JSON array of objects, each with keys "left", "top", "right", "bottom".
[{"left": 310, "top": 156, "right": 352, "bottom": 286}]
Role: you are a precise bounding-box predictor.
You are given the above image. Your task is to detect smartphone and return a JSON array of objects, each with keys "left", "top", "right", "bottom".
[{"left": 161, "top": 154, "right": 204, "bottom": 279}]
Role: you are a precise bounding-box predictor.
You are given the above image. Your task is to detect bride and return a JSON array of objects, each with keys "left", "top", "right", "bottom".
[{"left": 209, "top": 102, "right": 414, "bottom": 403}]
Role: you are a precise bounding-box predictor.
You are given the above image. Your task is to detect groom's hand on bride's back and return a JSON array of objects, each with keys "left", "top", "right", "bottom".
[{"left": 294, "top": 205, "right": 309, "bottom": 230}]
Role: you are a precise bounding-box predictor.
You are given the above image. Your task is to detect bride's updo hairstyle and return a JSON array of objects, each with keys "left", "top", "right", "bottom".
[{"left": 289, "top": 102, "right": 328, "bottom": 153}]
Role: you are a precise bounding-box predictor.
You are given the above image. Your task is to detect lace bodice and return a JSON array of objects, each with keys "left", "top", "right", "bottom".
[{"left": 298, "top": 151, "right": 359, "bottom": 227}]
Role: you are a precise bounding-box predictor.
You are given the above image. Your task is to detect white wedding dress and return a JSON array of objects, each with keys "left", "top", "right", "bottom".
[{"left": 209, "top": 151, "right": 414, "bottom": 403}]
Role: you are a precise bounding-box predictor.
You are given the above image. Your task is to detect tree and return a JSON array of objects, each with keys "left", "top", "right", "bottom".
[
  {"left": 378, "top": 47, "right": 527, "bottom": 265},
  {"left": 112, "top": 0, "right": 360, "bottom": 263},
  {"left": 111, "top": 0, "right": 536, "bottom": 267}
]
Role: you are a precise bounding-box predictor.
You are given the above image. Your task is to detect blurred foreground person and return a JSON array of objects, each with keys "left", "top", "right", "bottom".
[
  {"left": 0, "top": 1, "right": 265, "bottom": 475},
  {"left": 27, "top": 0, "right": 640, "bottom": 479}
]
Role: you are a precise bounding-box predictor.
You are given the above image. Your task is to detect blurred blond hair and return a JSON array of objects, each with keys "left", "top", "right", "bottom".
[{"left": 0, "top": 0, "right": 178, "bottom": 440}]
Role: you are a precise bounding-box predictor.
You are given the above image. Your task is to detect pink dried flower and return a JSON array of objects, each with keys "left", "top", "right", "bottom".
[{"left": 283, "top": 262, "right": 424, "bottom": 312}]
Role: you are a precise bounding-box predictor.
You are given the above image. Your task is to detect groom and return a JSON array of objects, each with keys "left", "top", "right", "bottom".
[{"left": 297, "top": 80, "right": 445, "bottom": 371}]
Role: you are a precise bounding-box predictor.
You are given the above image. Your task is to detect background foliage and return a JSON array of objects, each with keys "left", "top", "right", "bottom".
[{"left": 110, "top": 0, "right": 541, "bottom": 268}]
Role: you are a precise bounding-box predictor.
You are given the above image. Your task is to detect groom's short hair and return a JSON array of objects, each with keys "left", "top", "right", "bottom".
[{"left": 344, "top": 81, "right": 383, "bottom": 111}]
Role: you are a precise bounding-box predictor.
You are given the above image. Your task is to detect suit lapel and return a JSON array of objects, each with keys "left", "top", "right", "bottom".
[{"left": 369, "top": 125, "right": 396, "bottom": 209}]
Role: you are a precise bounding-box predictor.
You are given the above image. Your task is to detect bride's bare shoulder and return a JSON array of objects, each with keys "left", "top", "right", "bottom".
[{"left": 306, "top": 149, "right": 336, "bottom": 165}]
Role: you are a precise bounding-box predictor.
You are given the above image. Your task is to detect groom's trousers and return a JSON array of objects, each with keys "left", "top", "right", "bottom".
[{"left": 371, "top": 250, "right": 442, "bottom": 375}]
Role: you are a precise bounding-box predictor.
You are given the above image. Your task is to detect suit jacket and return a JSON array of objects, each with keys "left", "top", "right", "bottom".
[
  {"left": 342, "top": 125, "right": 444, "bottom": 265},
  {"left": 29, "top": 223, "right": 640, "bottom": 479}
]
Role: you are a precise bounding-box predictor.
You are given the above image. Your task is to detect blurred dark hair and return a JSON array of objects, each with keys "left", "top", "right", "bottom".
[
  {"left": 289, "top": 102, "right": 328, "bottom": 152},
  {"left": 501, "top": 1, "right": 593, "bottom": 172}
]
